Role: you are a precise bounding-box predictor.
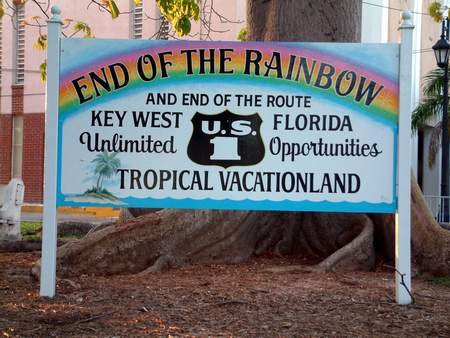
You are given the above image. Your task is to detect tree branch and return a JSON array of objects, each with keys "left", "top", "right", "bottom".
[{"left": 30, "top": 0, "right": 49, "bottom": 19}]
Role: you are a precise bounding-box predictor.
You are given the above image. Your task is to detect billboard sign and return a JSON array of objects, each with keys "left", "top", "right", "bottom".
[{"left": 57, "top": 39, "right": 399, "bottom": 212}]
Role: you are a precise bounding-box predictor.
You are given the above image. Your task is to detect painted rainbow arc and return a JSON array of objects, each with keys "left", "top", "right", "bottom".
[{"left": 59, "top": 40, "right": 399, "bottom": 125}]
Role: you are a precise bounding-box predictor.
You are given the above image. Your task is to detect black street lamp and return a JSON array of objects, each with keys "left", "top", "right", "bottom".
[
  {"left": 433, "top": 18, "right": 450, "bottom": 223},
  {"left": 434, "top": 35, "right": 450, "bottom": 67}
]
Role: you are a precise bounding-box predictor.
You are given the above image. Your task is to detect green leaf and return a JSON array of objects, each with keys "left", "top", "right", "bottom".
[
  {"left": 156, "top": 0, "right": 199, "bottom": 36},
  {"left": 74, "top": 21, "right": 93, "bottom": 38},
  {"left": 429, "top": 1, "right": 443, "bottom": 22},
  {"left": 412, "top": 67, "right": 450, "bottom": 133},
  {"left": 237, "top": 27, "right": 247, "bottom": 41},
  {"left": 174, "top": 16, "right": 191, "bottom": 35},
  {"left": 34, "top": 34, "right": 48, "bottom": 51},
  {"left": 133, "top": 0, "right": 141, "bottom": 4},
  {"left": 412, "top": 95, "right": 442, "bottom": 130},
  {"left": 108, "top": 0, "right": 120, "bottom": 19},
  {"left": 40, "top": 60, "right": 47, "bottom": 82}
]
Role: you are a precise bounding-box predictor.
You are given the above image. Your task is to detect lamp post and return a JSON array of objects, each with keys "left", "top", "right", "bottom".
[{"left": 433, "top": 18, "right": 450, "bottom": 222}]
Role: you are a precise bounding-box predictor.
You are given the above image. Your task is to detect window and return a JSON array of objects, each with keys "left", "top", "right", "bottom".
[
  {"left": 13, "top": 5, "right": 25, "bottom": 85},
  {"left": 132, "top": 1, "right": 143, "bottom": 39},
  {"left": 159, "top": 17, "right": 169, "bottom": 40}
]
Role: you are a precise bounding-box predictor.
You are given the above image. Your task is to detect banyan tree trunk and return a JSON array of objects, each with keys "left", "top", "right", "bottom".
[
  {"left": 32, "top": 0, "right": 450, "bottom": 277},
  {"left": 247, "top": 0, "right": 361, "bottom": 42},
  {"left": 32, "top": 176, "right": 450, "bottom": 278}
]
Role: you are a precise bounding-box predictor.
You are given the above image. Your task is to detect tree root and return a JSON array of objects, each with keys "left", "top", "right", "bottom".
[
  {"left": 137, "top": 255, "right": 174, "bottom": 274},
  {"left": 265, "top": 216, "right": 374, "bottom": 274},
  {"left": 34, "top": 208, "right": 380, "bottom": 277},
  {"left": 316, "top": 215, "right": 374, "bottom": 272},
  {"left": 30, "top": 175, "right": 450, "bottom": 277}
]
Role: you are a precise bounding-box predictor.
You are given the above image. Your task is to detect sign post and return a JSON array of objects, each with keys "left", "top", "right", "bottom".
[
  {"left": 40, "top": 6, "right": 62, "bottom": 298},
  {"left": 396, "top": 11, "right": 414, "bottom": 305}
]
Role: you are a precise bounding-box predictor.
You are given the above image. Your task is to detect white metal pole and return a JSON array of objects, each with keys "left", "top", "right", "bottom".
[
  {"left": 40, "top": 6, "right": 62, "bottom": 298},
  {"left": 396, "top": 10, "right": 414, "bottom": 305},
  {"left": 410, "top": 0, "right": 423, "bottom": 177}
]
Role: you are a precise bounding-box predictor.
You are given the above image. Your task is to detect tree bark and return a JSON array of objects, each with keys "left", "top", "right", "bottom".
[
  {"left": 33, "top": 209, "right": 374, "bottom": 277},
  {"left": 410, "top": 177, "right": 450, "bottom": 275},
  {"left": 247, "top": 0, "right": 361, "bottom": 42}
]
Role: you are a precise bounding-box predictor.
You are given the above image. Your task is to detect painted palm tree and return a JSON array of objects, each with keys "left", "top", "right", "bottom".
[
  {"left": 92, "top": 152, "right": 121, "bottom": 193},
  {"left": 412, "top": 68, "right": 448, "bottom": 167}
]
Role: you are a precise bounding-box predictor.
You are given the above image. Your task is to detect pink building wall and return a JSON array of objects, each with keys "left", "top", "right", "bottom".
[
  {"left": 0, "top": 0, "right": 246, "bottom": 203},
  {"left": 4, "top": 0, "right": 247, "bottom": 115}
]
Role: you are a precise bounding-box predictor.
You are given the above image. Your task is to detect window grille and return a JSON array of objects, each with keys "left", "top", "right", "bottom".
[
  {"left": 132, "top": 1, "right": 143, "bottom": 39},
  {"left": 14, "top": 5, "right": 25, "bottom": 85},
  {"left": 153, "top": 4, "right": 169, "bottom": 40},
  {"left": 159, "top": 17, "right": 169, "bottom": 40}
]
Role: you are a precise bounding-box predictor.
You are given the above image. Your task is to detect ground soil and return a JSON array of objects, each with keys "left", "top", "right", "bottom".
[{"left": 1, "top": 252, "right": 450, "bottom": 337}]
